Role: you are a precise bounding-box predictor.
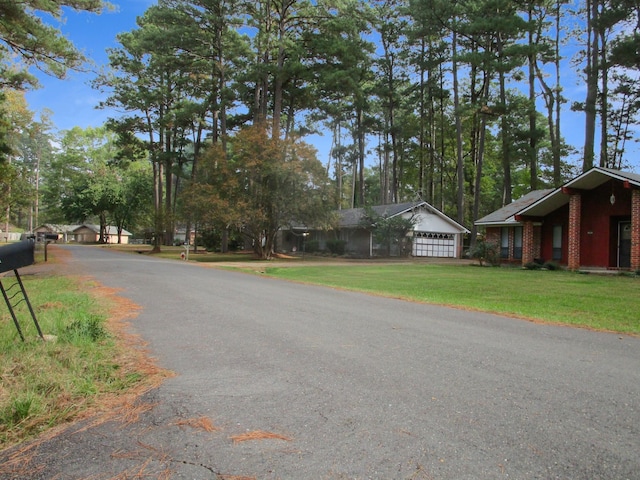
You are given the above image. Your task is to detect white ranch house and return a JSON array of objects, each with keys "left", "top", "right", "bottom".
[{"left": 283, "top": 201, "right": 469, "bottom": 258}]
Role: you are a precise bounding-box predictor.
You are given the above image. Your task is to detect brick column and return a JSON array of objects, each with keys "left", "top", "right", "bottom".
[
  {"left": 567, "top": 193, "right": 581, "bottom": 270},
  {"left": 533, "top": 226, "right": 542, "bottom": 260},
  {"left": 522, "top": 220, "right": 535, "bottom": 266},
  {"left": 631, "top": 189, "right": 640, "bottom": 271}
]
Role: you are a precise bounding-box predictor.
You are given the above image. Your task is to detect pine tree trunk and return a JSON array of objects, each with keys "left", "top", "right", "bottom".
[
  {"left": 528, "top": 5, "right": 538, "bottom": 191},
  {"left": 453, "top": 29, "right": 465, "bottom": 225},
  {"left": 583, "top": 0, "right": 599, "bottom": 172}
]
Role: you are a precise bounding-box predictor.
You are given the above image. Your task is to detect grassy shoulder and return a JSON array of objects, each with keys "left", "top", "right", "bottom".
[
  {"left": 0, "top": 254, "right": 165, "bottom": 450},
  {"left": 262, "top": 264, "right": 640, "bottom": 334}
]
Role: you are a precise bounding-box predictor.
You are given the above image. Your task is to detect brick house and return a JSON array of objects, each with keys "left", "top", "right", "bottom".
[{"left": 475, "top": 167, "right": 640, "bottom": 270}]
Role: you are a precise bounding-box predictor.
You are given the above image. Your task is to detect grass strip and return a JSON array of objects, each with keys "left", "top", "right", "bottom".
[
  {"left": 0, "top": 268, "right": 164, "bottom": 450},
  {"left": 263, "top": 264, "right": 640, "bottom": 334}
]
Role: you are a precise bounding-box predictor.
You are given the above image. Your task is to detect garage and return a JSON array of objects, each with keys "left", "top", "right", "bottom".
[
  {"left": 412, "top": 231, "right": 456, "bottom": 257},
  {"left": 284, "top": 200, "right": 469, "bottom": 258}
]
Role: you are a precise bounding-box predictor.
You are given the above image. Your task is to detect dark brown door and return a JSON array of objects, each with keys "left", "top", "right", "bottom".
[{"left": 619, "top": 221, "right": 631, "bottom": 268}]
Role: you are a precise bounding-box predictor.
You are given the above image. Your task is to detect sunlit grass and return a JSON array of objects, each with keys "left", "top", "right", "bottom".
[
  {"left": 263, "top": 264, "right": 640, "bottom": 334},
  {"left": 0, "top": 274, "right": 145, "bottom": 449}
]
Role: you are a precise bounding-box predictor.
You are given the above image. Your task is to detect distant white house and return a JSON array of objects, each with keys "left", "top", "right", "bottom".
[
  {"left": 34, "top": 224, "right": 80, "bottom": 243},
  {"left": 72, "top": 225, "right": 132, "bottom": 244},
  {"left": 283, "top": 201, "right": 469, "bottom": 258},
  {"left": 34, "top": 223, "right": 132, "bottom": 244}
]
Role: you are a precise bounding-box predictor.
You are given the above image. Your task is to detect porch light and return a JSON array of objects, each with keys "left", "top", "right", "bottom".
[{"left": 610, "top": 193, "right": 616, "bottom": 205}]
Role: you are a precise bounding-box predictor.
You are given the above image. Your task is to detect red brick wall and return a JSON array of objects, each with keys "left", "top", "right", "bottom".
[
  {"left": 579, "top": 181, "right": 631, "bottom": 267},
  {"left": 485, "top": 228, "right": 500, "bottom": 245},
  {"left": 522, "top": 221, "right": 534, "bottom": 265},
  {"left": 632, "top": 189, "right": 640, "bottom": 271},
  {"left": 533, "top": 225, "right": 542, "bottom": 259},
  {"left": 568, "top": 193, "right": 581, "bottom": 270}
]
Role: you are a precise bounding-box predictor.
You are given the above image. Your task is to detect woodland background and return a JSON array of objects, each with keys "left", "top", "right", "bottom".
[{"left": 2, "top": 0, "right": 640, "bottom": 253}]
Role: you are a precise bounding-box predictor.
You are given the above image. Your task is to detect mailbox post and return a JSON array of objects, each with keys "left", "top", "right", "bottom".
[
  {"left": 0, "top": 241, "right": 44, "bottom": 341},
  {"left": 43, "top": 233, "right": 58, "bottom": 262}
]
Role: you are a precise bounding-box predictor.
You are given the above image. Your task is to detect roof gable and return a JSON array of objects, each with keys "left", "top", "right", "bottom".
[
  {"left": 519, "top": 167, "right": 640, "bottom": 218},
  {"left": 339, "top": 201, "right": 422, "bottom": 227},
  {"left": 340, "top": 201, "right": 469, "bottom": 233},
  {"left": 476, "top": 167, "right": 640, "bottom": 225},
  {"left": 566, "top": 167, "right": 640, "bottom": 190}
]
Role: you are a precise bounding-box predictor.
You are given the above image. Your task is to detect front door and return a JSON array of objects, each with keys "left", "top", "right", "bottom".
[{"left": 618, "top": 221, "right": 631, "bottom": 268}]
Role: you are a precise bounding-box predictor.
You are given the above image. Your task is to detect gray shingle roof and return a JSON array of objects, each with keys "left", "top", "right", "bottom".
[
  {"left": 338, "top": 201, "right": 427, "bottom": 227},
  {"left": 36, "top": 224, "right": 80, "bottom": 233},
  {"left": 73, "top": 224, "right": 132, "bottom": 236},
  {"left": 475, "top": 189, "right": 554, "bottom": 226}
]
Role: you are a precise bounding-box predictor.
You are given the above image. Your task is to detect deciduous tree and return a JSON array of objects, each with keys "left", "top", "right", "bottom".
[{"left": 181, "top": 125, "right": 333, "bottom": 259}]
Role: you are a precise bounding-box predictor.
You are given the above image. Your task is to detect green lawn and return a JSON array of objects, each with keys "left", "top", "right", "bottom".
[
  {"left": 262, "top": 264, "right": 640, "bottom": 334},
  {"left": 0, "top": 273, "right": 154, "bottom": 449}
]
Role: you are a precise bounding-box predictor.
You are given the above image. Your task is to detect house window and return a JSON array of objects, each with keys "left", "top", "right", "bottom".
[
  {"left": 552, "top": 225, "right": 562, "bottom": 261},
  {"left": 513, "top": 227, "right": 523, "bottom": 259},
  {"left": 500, "top": 227, "right": 509, "bottom": 258}
]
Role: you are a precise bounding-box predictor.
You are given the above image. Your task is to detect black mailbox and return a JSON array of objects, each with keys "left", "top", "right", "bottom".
[
  {"left": 0, "top": 241, "right": 35, "bottom": 274},
  {"left": 43, "top": 233, "right": 59, "bottom": 242}
]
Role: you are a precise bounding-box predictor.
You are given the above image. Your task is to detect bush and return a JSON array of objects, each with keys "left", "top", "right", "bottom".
[
  {"left": 543, "top": 261, "right": 561, "bottom": 271},
  {"left": 305, "top": 239, "right": 320, "bottom": 254},
  {"left": 468, "top": 240, "right": 500, "bottom": 266},
  {"left": 199, "top": 228, "right": 221, "bottom": 251},
  {"left": 524, "top": 261, "right": 542, "bottom": 270},
  {"left": 326, "top": 239, "right": 346, "bottom": 255}
]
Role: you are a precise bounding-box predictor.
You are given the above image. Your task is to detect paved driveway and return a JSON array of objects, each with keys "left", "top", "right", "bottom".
[{"left": 1, "top": 245, "right": 639, "bottom": 479}]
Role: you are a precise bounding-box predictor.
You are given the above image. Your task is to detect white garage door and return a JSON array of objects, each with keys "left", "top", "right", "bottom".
[{"left": 413, "top": 232, "right": 456, "bottom": 258}]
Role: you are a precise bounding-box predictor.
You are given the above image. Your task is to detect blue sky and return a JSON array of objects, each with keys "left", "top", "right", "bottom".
[
  {"left": 25, "top": 1, "right": 153, "bottom": 132},
  {"left": 25, "top": 0, "right": 334, "bottom": 165},
  {"left": 23, "top": 1, "right": 638, "bottom": 175}
]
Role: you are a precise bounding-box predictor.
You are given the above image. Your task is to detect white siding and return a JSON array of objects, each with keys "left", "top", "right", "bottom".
[{"left": 410, "top": 210, "right": 462, "bottom": 234}]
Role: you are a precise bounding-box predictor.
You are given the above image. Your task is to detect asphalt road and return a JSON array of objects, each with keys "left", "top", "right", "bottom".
[{"left": 1, "top": 245, "right": 639, "bottom": 479}]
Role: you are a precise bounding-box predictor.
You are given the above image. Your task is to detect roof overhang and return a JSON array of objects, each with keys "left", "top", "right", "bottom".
[
  {"left": 517, "top": 189, "right": 569, "bottom": 217},
  {"left": 565, "top": 167, "right": 640, "bottom": 190},
  {"left": 517, "top": 167, "right": 640, "bottom": 218},
  {"left": 474, "top": 219, "right": 519, "bottom": 227}
]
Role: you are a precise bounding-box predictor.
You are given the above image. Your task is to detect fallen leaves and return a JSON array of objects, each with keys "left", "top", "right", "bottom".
[
  {"left": 230, "top": 430, "right": 292, "bottom": 444},
  {"left": 173, "top": 416, "right": 219, "bottom": 432}
]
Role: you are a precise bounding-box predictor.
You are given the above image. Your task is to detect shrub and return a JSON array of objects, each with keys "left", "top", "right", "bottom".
[
  {"left": 468, "top": 240, "right": 500, "bottom": 266},
  {"left": 305, "top": 239, "right": 320, "bottom": 254},
  {"left": 543, "top": 261, "right": 561, "bottom": 271},
  {"left": 326, "top": 239, "right": 346, "bottom": 255},
  {"left": 524, "top": 261, "right": 542, "bottom": 270}
]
